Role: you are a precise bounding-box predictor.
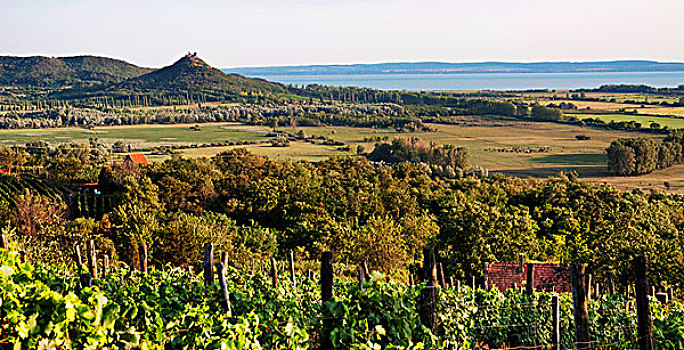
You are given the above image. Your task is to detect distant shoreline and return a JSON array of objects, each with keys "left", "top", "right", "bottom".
[{"left": 224, "top": 61, "right": 684, "bottom": 76}]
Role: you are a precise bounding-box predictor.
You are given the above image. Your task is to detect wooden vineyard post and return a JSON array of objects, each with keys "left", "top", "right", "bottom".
[
  {"left": 518, "top": 253, "right": 524, "bottom": 277},
  {"left": 103, "top": 255, "right": 109, "bottom": 276},
  {"left": 203, "top": 243, "right": 214, "bottom": 285},
  {"left": 668, "top": 287, "right": 674, "bottom": 302},
  {"left": 320, "top": 251, "right": 334, "bottom": 349},
  {"left": 80, "top": 273, "right": 92, "bottom": 289},
  {"left": 216, "top": 262, "right": 232, "bottom": 314},
  {"left": 19, "top": 251, "right": 27, "bottom": 263},
  {"left": 526, "top": 263, "right": 535, "bottom": 296},
  {"left": 419, "top": 248, "right": 439, "bottom": 334},
  {"left": 634, "top": 254, "right": 654, "bottom": 350},
  {"left": 483, "top": 262, "right": 489, "bottom": 291},
  {"left": 471, "top": 276, "right": 476, "bottom": 290},
  {"left": 87, "top": 240, "right": 98, "bottom": 279},
  {"left": 570, "top": 263, "right": 591, "bottom": 350},
  {"left": 363, "top": 260, "right": 370, "bottom": 278},
  {"left": 587, "top": 274, "right": 592, "bottom": 301},
  {"left": 288, "top": 251, "right": 296, "bottom": 289},
  {"left": 74, "top": 245, "right": 83, "bottom": 272},
  {"left": 552, "top": 295, "right": 560, "bottom": 350},
  {"left": 358, "top": 268, "right": 365, "bottom": 292},
  {"left": 437, "top": 262, "right": 446, "bottom": 289},
  {"left": 221, "top": 251, "right": 229, "bottom": 269},
  {"left": 409, "top": 273, "right": 415, "bottom": 287},
  {"left": 270, "top": 258, "right": 278, "bottom": 288},
  {"left": 321, "top": 252, "right": 334, "bottom": 302},
  {"left": 608, "top": 271, "right": 616, "bottom": 295},
  {"left": 1, "top": 234, "right": 8, "bottom": 251},
  {"left": 138, "top": 244, "right": 148, "bottom": 274},
  {"left": 450, "top": 276, "right": 455, "bottom": 290}
]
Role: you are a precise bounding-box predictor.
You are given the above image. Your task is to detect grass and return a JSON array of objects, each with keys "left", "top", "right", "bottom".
[
  {"left": 570, "top": 113, "right": 684, "bottom": 129},
  {"left": 0, "top": 122, "right": 270, "bottom": 148},
  {"left": 3, "top": 119, "right": 683, "bottom": 193}
]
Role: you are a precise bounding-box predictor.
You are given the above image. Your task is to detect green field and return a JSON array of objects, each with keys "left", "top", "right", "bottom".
[
  {"left": 3, "top": 120, "right": 683, "bottom": 193},
  {"left": 0, "top": 123, "right": 270, "bottom": 148},
  {"left": 570, "top": 113, "right": 684, "bottom": 129}
]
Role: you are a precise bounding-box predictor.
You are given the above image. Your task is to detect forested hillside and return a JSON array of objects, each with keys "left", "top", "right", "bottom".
[{"left": 0, "top": 55, "right": 151, "bottom": 87}]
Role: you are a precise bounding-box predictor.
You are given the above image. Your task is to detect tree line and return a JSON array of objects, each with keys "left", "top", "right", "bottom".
[
  {"left": 607, "top": 130, "right": 684, "bottom": 176},
  {"left": 1, "top": 150, "right": 683, "bottom": 289}
]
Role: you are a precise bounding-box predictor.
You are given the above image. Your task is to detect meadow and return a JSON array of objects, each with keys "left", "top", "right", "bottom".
[{"left": 3, "top": 118, "right": 681, "bottom": 192}]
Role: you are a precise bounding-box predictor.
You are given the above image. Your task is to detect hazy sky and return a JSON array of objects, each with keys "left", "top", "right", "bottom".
[{"left": 1, "top": 0, "right": 683, "bottom": 68}]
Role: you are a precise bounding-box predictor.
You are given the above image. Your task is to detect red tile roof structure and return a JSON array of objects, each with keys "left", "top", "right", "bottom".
[
  {"left": 124, "top": 154, "right": 149, "bottom": 165},
  {"left": 487, "top": 262, "right": 571, "bottom": 293}
]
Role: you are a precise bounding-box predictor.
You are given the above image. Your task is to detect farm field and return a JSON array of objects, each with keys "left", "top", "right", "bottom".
[
  {"left": 4, "top": 119, "right": 683, "bottom": 192},
  {"left": 569, "top": 113, "right": 684, "bottom": 129},
  {"left": 0, "top": 122, "right": 271, "bottom": 148}
]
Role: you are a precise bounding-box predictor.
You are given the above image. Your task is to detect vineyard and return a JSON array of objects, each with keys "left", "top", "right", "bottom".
[
  {"left": 73, "top": 191, "right": 117, "bottom": 219},
  {"left": 1, "top": 247, "right": 683, "bottom": 350},
  {"left": 0, "top": 174, "right": 64, "bottom": 206}
]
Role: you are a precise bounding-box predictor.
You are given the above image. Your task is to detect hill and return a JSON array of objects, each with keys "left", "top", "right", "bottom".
[
  {"left": 106, "top": 53, "right": 286, "bottom": 99},
  {"left": 0, "top": 55, "right": 151, "bottom": 87},
  {"left": 225, "top": 60, "right": 684, "bottom": 76}
]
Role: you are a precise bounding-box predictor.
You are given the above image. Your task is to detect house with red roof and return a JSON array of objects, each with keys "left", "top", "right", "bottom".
[{"left": 123, "top": 154, "right": 149, "bottom": 166}]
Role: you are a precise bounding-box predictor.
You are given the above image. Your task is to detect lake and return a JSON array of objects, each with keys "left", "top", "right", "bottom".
[{"left": 245, "top": 71, "right": 684, "bottom": 91}]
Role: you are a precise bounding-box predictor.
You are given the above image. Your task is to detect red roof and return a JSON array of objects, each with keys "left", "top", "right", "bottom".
[
  {"left": 487, "top": 262, "right": 571, "bottom": 293},
  {"left": 125, "top": 154, "right": 149, "bottom": 165}
]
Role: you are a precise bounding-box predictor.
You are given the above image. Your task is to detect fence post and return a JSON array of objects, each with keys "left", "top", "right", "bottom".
[
  {"left": 570, "top": 263, "right": 591, "bottom": 350},
  {"left": 419, "top": 248, "right": 439, "bottom": 334},
  {"left": 483, "top": 262, "right": 489, "bottom": 291},
  {"left": 552, "top": 295, "right": 560, "bottom": 350},
  {"left": 216, "top": 262, "right": 232, "bottom": 315},
  {"left": 103, "top": 254, "right": 109, "bottom": 276},
  {"left": 221, "top": 251, "right": 229, "bottom": 269},
  {"left": 608, "top": 271, "right": 616, "bottom": 295},
  {"left": 1, "top": 234, "right": 8, "bottom": 251},
  {"left": 288, "top": 251, "right": 296, "bottom": 289},
  {"left": 587, "top": 274, "right": 592, "bottom": 301},
  {"left": 203, "top": 243, "right": 214, "bottom": 285},
  {"left": 74, "top": 245, "right": 83, "bottom": 271},
  {"left": 87, "top": 240, "right": 98, "bottom": 279},
  {"left": 526, "top": 263, "right": 535, "bottom": 296},
  {"left": 270, "top": 257, "right": 279, "bottom": 287},
  {"left": 358, "top": 268, "right": 365, "bottom": 292},
  {"left": 321, "top": 251, "right": 334, "bottom": 302},
  {"left": 634, "top": 254, "right": 654, "bottom": 350},
  {"left": 138, "top": 244, "right": 147, "bottom": 274},
  {"left": 518, "top": 253, "right": 524, "bottom": 276},
  {"left": 80, "top": 273, "right": 92, "bottom": 289},
  {"left": 320, "top": 251, "right": 334, "bottom": 348},
  {"left": 437, "top": 262, "right": 446, "bottom": 289}
]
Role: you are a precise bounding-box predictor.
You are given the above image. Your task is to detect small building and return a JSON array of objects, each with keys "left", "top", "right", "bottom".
[
  {"left": 123, "top": 154, "right": 149, "bottom": 166},
  {"left": 487, "top": 262, "right": 571, "bottom": 293}
]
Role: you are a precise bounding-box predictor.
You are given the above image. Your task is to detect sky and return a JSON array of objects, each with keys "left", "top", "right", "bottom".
[{"left": 1, "top": 0, "right": 683, "bottom": 68}]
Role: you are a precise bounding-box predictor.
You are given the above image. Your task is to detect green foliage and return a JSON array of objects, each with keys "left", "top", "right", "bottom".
[
  {"left": 607, "top": 132, "right": 684, "bottom": 176},
  {"left": 367, "top": 137, "right": 469, "bottom": 172},
  {"left": 530, "top": 105, "right": 563, "bottom": 121},
  {"left": 2, "top": 252, "right": 682, "bottom": 349}
]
